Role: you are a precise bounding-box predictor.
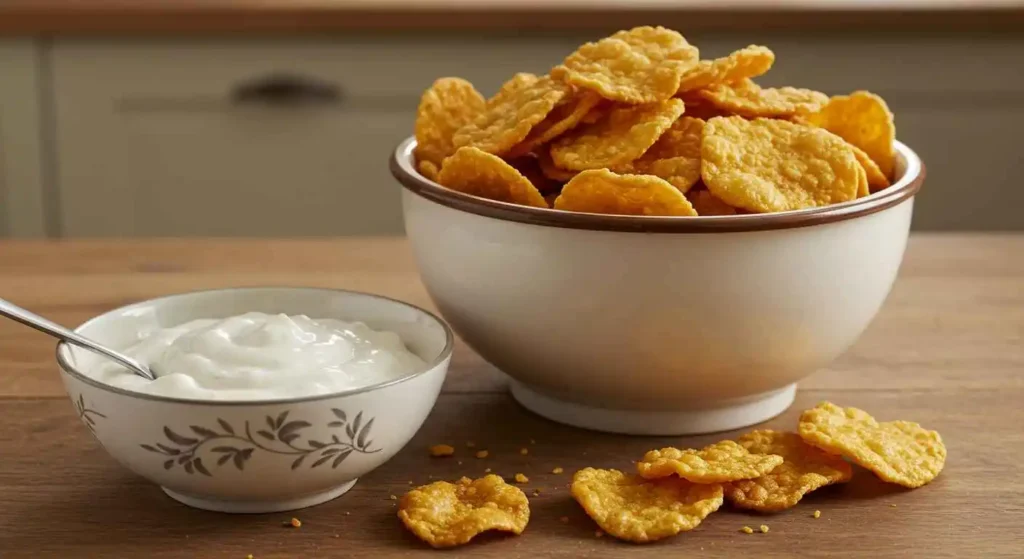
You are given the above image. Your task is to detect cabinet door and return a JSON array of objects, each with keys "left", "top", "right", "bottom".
[
  {"left": 50, "top": 38, "right": 579, "bottom": 237},
  {"left": 0, "top": 39, "right": 47, "bottom": 237}
]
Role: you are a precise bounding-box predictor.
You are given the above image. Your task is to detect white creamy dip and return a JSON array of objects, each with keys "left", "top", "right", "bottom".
[{"left": 85, "top": 312, "right": 426, "bottom": 401}]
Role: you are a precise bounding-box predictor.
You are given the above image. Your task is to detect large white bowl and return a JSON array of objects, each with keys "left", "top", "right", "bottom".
[
  {"left": 392, "top": 137, "right": 924, "bottom": 435},
  {"left": 57, "top": 287, "right": 453, "bottom": 513}
]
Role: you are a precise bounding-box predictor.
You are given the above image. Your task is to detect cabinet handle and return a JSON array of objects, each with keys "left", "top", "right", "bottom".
[{"left": 230, "top": 73, "right": 344, "bottom": 106}]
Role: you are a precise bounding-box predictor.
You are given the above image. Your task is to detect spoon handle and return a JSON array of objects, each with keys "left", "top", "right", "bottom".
[{"left": 0, "top": 297, "right": 155, "bottom": 380}]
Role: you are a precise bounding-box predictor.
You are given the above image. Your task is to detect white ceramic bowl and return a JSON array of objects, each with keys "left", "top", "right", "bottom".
[
  {"left": 57, "top": 287, "right": 453, "bottom": 513},
  {"left": 392, "top": 137, "right": 924, "bottom": 436}
]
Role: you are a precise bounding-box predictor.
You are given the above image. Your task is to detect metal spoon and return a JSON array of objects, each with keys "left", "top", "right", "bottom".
[{"left": 0, "top": 297, "right": 157, "bottom": 381}]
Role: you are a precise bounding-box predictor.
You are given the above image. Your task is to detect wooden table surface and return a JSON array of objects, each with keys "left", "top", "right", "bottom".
[{"left": 0, "top": 235, "right": 1021, "bottom": 558}]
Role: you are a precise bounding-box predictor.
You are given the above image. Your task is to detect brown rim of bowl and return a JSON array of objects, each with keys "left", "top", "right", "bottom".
[{"left": 390, "top": 136, "right": 925, "bottom": 233}]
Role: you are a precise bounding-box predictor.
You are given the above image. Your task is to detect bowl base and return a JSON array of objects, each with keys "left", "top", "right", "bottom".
[
  {"left": 162, "top": 479, "right": 357, "bottom": 514},
  {"left": 510, "top": 381, "right": 796, "bottom": 435}
]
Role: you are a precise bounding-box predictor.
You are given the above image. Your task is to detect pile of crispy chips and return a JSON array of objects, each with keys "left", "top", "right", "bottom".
[
  {"left": 568, "top": 401, "right": 944, "bottom": 543},
  {"left": 413, "top": 26, "right": 897, "bottom": 216}
]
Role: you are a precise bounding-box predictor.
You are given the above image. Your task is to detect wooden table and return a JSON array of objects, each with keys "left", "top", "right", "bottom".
[{"left": 0, "top": 236, "right": 1021, "bottom": 558}]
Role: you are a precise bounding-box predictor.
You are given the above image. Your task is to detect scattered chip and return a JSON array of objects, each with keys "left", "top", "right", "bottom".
[
  {"left": 813, "top": 510, "right": 821, "bottom": 519},
  {"left": 552, "top": 467, "right": 564, "bottom": 474},
  {"left": 676, "top": 45, "right": 775, "bottom": 93},
  {"left": 740, "top": 526, "right": 754, "bottom": 534},
  {"left": 475, "top": 450, "right": 490, "bottom": 459},
  {"left": 453, "top": 74, "right": 570, "bottom": 156},
  {"left": 551, "top": 26, "right": 699, "bottom": 104},
  {"left": 514, "top": 473, "right": 529, "bottom": 484},
  {"left": 760, "top": 524, "right": 770, "bottom": 534},
  {"left": 701, "top": 116, "right": 862, "bottom": 212},
  {"left": 417, "top": 160, "right": 440, "bottom": 182},
  {"left": 429, "top": 444, "right": 456, "bottom": 458},
  {"left": 697, "top": 78, "right": 828, "bottom": 118},
  {"left": 687, "top": 189, "right": 738, "bottom": 216},
  {"left": 550, "top": 98, "right": 685, "bottom": 170},
  {"left": 724, "top": 430, "right": 853, "bottom": 512},
  {"left": 398, "top": 475, "right": 530, "bottom": 548},
  {"left": 414, "top": 77, "right": 486, "bottom": 167},
  {"left": 437, "top": 147, "right": 548, "bottom": 208},
  {"left": 571, "top": 468, "right": 723, "bottom": 543},
  {"left": 508, "top": 92, "right": 603, "bottom": 157},
  {"left": 637, "top": 440, "right": 783, "bottom": 483},
  {"left": 800, "top": 91, "right": 896, "bottom": 179},
  {"left": 798, "top": 402, "right": 946, "bottom": 488},
  {"left": 554, "top": 169, "right": 698, "bottom": 216}
]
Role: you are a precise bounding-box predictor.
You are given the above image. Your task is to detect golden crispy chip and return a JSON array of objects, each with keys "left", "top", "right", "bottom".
[
  {"left": 508, "top": 92, "right": 603, "bottom": 157},
  {"left": 617, "top": 116, "right": 703, "bottom": 191},
  {"left": 631, "top": 157, "right": 702, "bottom": 193},
  {"left": 854, "top": 156, "right": 870, "bottom": 198},
  {"left": 701, "top": 116, "right": 862, "bottom": 212},
  {"left": 571, "top": 468, "right": 723, "bottom": 543},
  {"left": 642, "top": 116, "right": 704, "bottom": 160},
  {"left": 637, "top": 440, "right": 783, "bottom": 483},
  {"left": 551, "top": 26, "right": 699, "bottom": 104},
  {"left": 725, "top": 430, "right": 853, "bottom": 512},
  {"left": 550, "top": 98, "right": 685, "bottom": 170},
  {"left": 677, "top": 45, "right": 775, "bottom": 93},
  {"left": 537, "top": 149, "right": 577, "bottom": 182},
  {"left": 429, "top": 444, "right": 455, "bottom": 457},
  {"left": 554, "top": 169, "right": 697, "bottom": 216},
  {"left": 437, "top": 147, "right": 548, "bottom": 208},
  {"left": 698, "top": 78, "right": 828, "bottom": 118},
  {"left": 687, "top": 189, "right": 738, "bottom": 216},
  {"left": 398, "top": 475, "right": 530, "bottom": 548},
  {"left": 417, "top": 160, "right": 440, "bottom": 182},
  {"left": 453, "top": 74, "right": 570, "bottom": 156},
  {"left": 798, "top": 402, "right": 946, "bottom": 489},
  {"left": 414, "top": 78, "right": 486, "bottom": 167},
  {"left": 849, "top": 143, "right": 890, "bottom": 192},
  {"left": 801, "top": 91, "right": 896, "bottom": 179}
]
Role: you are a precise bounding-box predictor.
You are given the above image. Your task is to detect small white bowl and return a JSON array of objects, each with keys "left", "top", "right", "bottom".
[
  {"left": 392, "top": 136, "right": 925, "bottom": 436},
  {"left": 57, "top": 287, "right": 453, "bottom": 513}
]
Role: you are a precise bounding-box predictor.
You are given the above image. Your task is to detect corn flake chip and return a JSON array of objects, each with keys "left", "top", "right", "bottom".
[
  {"left": 677, "top": 45, "right": 775, "bottom": 93},
  {"left": 551, "top": 26, "right": 699, "bottom": 104},
  {"left": 849, "top": 143, "right": 890, "bottom": 192},
  {"left": 637, "top": 440, "right": 783, "bottom": 483},
  {"left": 453, "top": 74, "right": 570, "bottom": 155},
  {"left": 550, "top": 98, "right": 685, "bottom": 170},
  {"left": 725, "top": 430, "right": 853, "bottom": 512},
  {"left": 701, "top": 116, "right": 861, "bottom": 212},
  {"left": 554, "top": 169, "right": 697, "bottom": 216},
  {"left": 437, "top": 147, "right": 548, "bottom": 208},
  {"left": 414, "top": 78, "right": 486, "bottom": 167},
  {"left": 798, "top": 402, "right": 946, "bottom": 489},
  {"left": 508, "top": 92, "right": 603, "bottom": 157},
  {"left": 698, "top": 78, "right": 828, "bottom": 118},
  {"left": 398, "top": 475, "right": 530, "bottom": 548},
  {"left": 571, "top": 468, "right": 723, "bottom": 543},
  {"left": 687, "top": 189, "right": 738, "bottom": 216},
  {"left": 537, "top": 149, "right": 577, "bottom": 182},
  {"left": 417, "top": 160, "right": 440, "bottom": 182},
  {"left": 642, "top": 116, "right": 704, "bottom": 160},
  {"left": 801, "top": 91, "right": 896, "bottom": 179},
  {"left": 629, "top": 157, "right": 702, "bottom": 193}
]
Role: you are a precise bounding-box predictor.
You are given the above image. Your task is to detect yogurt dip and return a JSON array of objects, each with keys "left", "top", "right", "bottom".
[{"left": 85, "top": 312, "right": 427, "bottom": 401}]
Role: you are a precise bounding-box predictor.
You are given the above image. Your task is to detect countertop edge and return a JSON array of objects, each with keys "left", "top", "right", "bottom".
[{"left": 1, "top": 7, "right": 1022, "bottom": 36}]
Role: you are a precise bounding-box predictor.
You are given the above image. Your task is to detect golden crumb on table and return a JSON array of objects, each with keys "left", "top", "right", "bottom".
[
  {"left": 890, "top": 504, "right": 898, "bottom": 508},
  {"left": 741, "top": 526, "right": 754, "bottom": 534},
  {"left": 485, "top": 468, "right": 492, "bottom": 473},
  {"left": 514, "top": 473, "right": 529, "bottom": 484},
  {"left": 429, "top": 444, "right": 455, "bottom": 457},
  {"left": 760, "top": 524, "right": 770, "bottom": 533},
  {"left": 520, "top": 448, "right": 529, "bottom": 455},
  {"left": 475, "top": 450, "right": 489, "bottom": 459},
  {"left": 390, "top": 495, "right": 398, "bottom": 500},
  {"left": 552, "top": 467, "right": 564, "bottom": 474},
  {"left": 813, "top": 510, "right": 821, "bottom": 518},
  {"left": 288, "top": 518, "right": 302, "bottom": 528}
]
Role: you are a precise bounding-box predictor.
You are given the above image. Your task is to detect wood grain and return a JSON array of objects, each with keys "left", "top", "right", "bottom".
[
  {"left": 0, "top": 236, "right": 1021, "bottom": 557},
  {"left": 1, "top": 1, "right": 1023, "bottom": 35}
]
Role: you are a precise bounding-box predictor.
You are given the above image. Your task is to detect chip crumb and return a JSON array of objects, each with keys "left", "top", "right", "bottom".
[
  {"left": 514, "top": 473, "right": 530, "bottom": 484},
  {"left": 429, "top": 444, "right": 455, "bottom": 457},
  {"left": 390, "top": 495, "right": 398, "bottom": 500},
  {"left": 813, "top": 510, "right": 821, "bottom": 518},
  {"left": 552, "top": 467, "right": 564, "bottom": 474},
  {"left": 457, "top": 461, "right": 463, "bottom": 466},
  {"left": 890, "top": 504, "right": 897, "bottom": 508},
  {"left": 466, "top": 442, "right": 476, "bottom": 448},
  {"left": 289, "top": 518, "right": 302, "bottom": 528},
  {"left": 334, "top": 534, "right": 340, "bottom": 538},
  {"left": 476, "top": 450, "right": 489, "bottom": 459},
  {"left": 345, "top": 511, "right": 351, "bottom": 516},
  {"left": 408, "top": 480, "right": 414, "bottom": 485},
  {"left": 560, "top": 516, "right": 569, "bottom": 523},
  {"left": 485, "top": 468, "right": 492, "bottom": 473},
  {"left": 741, "top": 526, "right": 754, "bottom": 534},
  {"left": 247, "top": 555, "right": 253, "bottom": 559},
  {"left": 520, "top": 448, "right": 529, "bottom": 455},
  {"left": 760, "top": 524, "right": 770, "bottom": 533},
  {"left": 532, "top": 489, "right": 541, "bottom": 496}
]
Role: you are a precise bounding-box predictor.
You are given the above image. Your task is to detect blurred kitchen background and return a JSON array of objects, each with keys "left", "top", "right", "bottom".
[{"left": 1, "top": 0, "right": 1022, "bottom": 238}]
